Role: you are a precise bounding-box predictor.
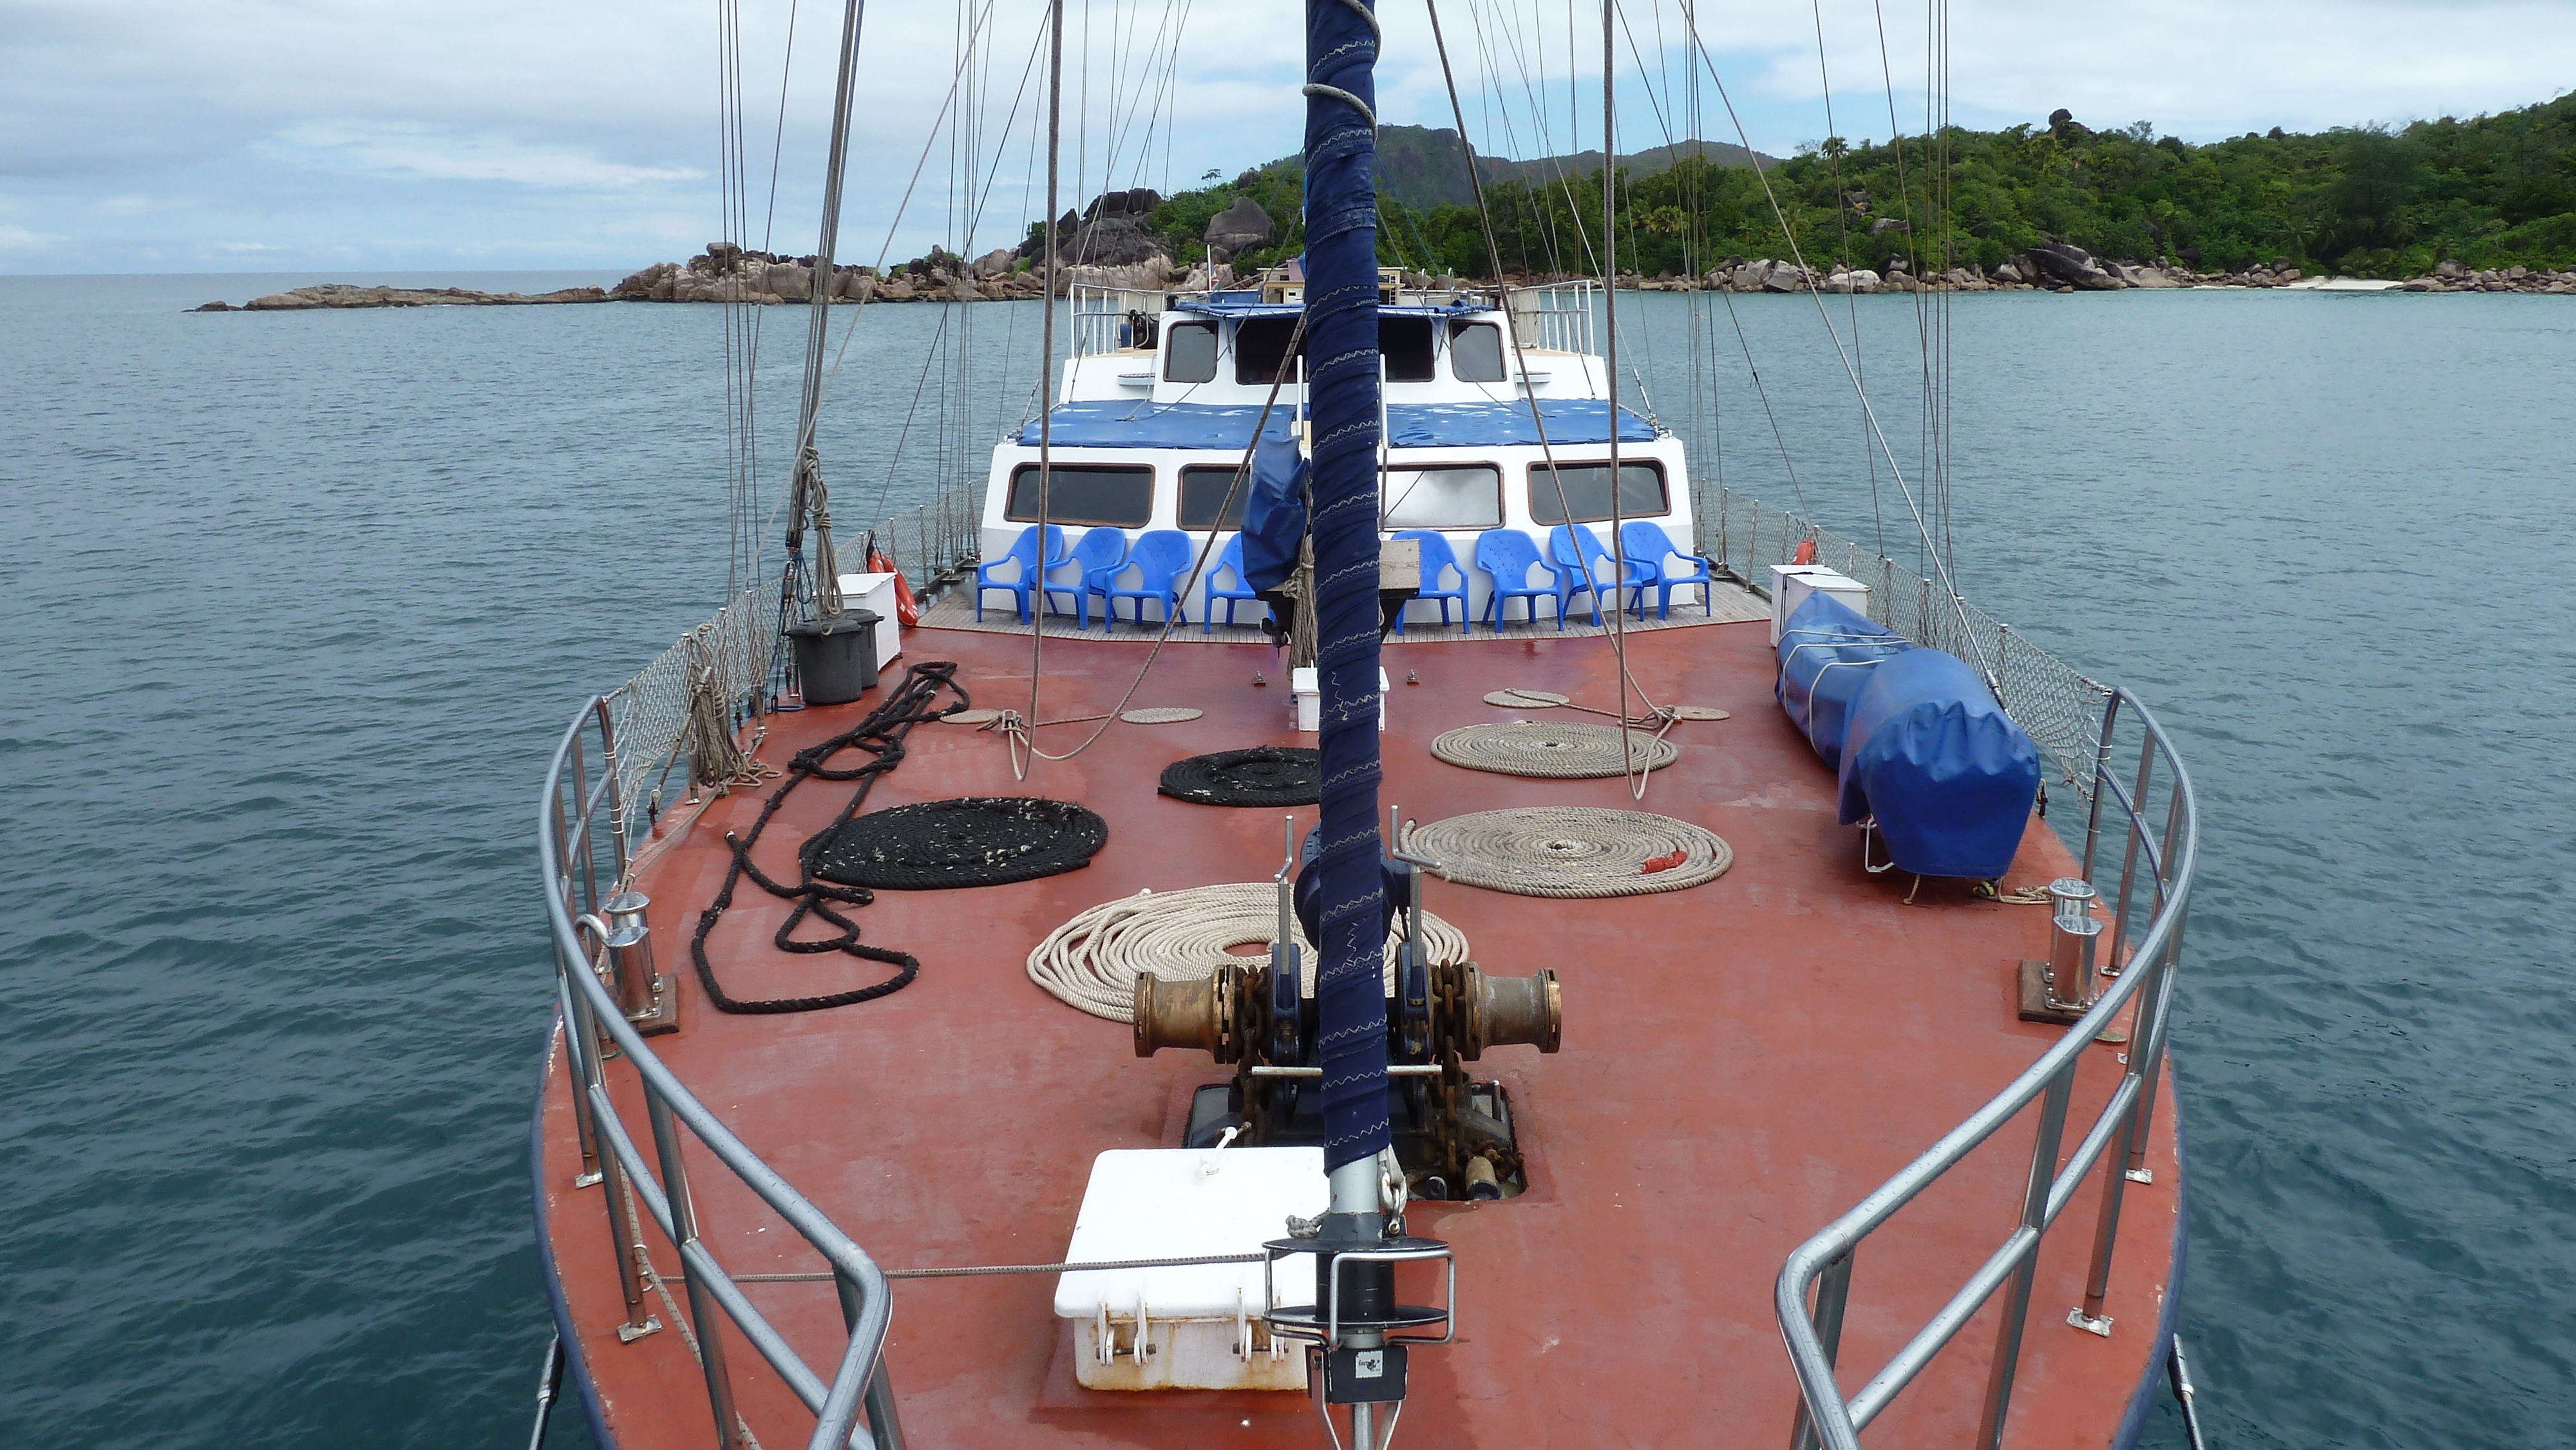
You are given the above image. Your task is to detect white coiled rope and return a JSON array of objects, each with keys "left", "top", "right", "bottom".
[{"left": 1027, "top": 882, "right": 1471, "bottom": 1022}]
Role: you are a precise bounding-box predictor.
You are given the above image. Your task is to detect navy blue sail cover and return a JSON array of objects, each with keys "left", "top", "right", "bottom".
[
  {"left": 1239, "top": 434, "right": 1309, "bottom": 592},
  {"left": 1302, "top": 0, "right": 1391, "bottom": 1174},
  {"left": 1776, "top": 591, "right": 1914, "bottom": 770},
  {"left": 1837, "top": 647, "right": 2043, "bottom": 880}
]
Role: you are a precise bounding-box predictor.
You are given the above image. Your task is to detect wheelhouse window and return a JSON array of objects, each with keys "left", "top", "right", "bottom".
[
  {"left": 1163, "top": 321, "right": 1218, "bottom": 382},
  {"left": 1007, "top": 464, "right": 1155, "bottom": 527},
  {"left": 1381, "top": 315, "right": 1435, "bottom": 382},
  {"left": 1178, "top": 464, "right": 1251, "bottom": 530},
  {"left": 1526, "top": 460, "right": 1669, "bottom": 524},
  {"left": 1382, "top": 465, "right": 1503, "bottom": 531},
  {"left": 1449, "top": 320, "right": 1506, "bottom": 382},
  {"left": 1234, "top": 316, "right": 1303, "bottom": 384}
]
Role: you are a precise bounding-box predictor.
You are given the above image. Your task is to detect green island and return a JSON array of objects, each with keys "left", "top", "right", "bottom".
[{"left": 1141, "top": 88, "right": 2576, "bottom": 282}]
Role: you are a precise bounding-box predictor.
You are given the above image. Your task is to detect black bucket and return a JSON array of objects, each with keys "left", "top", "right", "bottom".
[{"left": 787, "top": 608, "right": 881, "bottom": 705}]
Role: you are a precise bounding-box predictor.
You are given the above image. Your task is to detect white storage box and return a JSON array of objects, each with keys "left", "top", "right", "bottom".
[
  {"left": 1291, "top": 667, "right": 1390, "bottom": 732},
  {"left": 1053, "top": 1147, "right": 1325, "bottom": 1391},
  {"left": 1769, "top": 565, "right": 1871, "bottom": 643},
  {"left": 831, "top": 572, "right": 905, "bottom": 671}
]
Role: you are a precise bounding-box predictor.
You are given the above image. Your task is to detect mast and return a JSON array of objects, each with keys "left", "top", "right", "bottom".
[
  {"left": 1302, "top": 0, "right": 1390, "bottom": 1212},
  {"left": 788, "top": 0, "right": 870, "bottom": 621}
]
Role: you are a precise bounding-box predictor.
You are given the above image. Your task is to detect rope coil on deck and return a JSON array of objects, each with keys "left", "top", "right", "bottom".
[
  {"left": 1430, "top": 720, "right": 1680, "bottom": 778},
  {"left": 1406, "top": 807, "right": 1732, "bottom": 897},
  {"left": 1027, "top": 882, "right": 1470, "bottom": 1022},
  {"left": 1158, "top": 746, "right": 1322, "bottom": 807},
  {"left": 810, "top": 796, "right": 1107, "bottom": 890}
]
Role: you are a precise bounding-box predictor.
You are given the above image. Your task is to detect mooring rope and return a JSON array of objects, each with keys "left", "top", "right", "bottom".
[
  {"left": 1407, "top": 807, "right": 1732, "bottom": 898},
  {"left": 1431, "top": 720, "right": 1680, "bottom": 778},
  {"left": 1027, "top": 881, "right": 1470, "bottom": 1022},
  {"left": 688, "top": 661, "right": 971, "bottom": 1013}
]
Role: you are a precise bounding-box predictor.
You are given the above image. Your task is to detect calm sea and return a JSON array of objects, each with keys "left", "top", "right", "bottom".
[{"left": 3, "top": 273, "right": 2569, "bottom": 1448}]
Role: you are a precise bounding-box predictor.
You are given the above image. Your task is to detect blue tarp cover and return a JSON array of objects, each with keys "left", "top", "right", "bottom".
[
  {"left": 1386, "top": 400, "right": 1656, "bottom": 447},
  {"left": 1239, "top": 435, "right": 1308, "bottom": 592},
  {"left": 1015, "top": 400, "right": 1289, "bottom": 451},
  {"left": 1837, "top": 648, "right": 2043, "bottom": 881},
  {"left": 1776, "top": 591, "right": 1915, "bottom": 770},
  {"left": 1017, "top": 399, "right": 1655, "bottom": 451}
]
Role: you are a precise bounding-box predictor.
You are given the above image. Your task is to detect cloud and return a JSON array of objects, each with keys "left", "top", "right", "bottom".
[
  {"left": 2, "top": 0, "right": 2572, "bottom": 272},
  {"left": 275, "top": 124, "right": 702, "bottom": 189}
]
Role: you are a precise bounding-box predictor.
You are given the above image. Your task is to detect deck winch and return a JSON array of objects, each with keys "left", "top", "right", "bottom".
[{"left": 1132, "top": 818, "right": 1560, "bottom": 1201}]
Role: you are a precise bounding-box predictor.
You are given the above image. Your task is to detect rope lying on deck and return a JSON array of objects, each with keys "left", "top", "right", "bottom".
[
  {"left": 1406, "top": 807, "right": 1733, "bottom": 898},
  {"left": 688, "top": 662, "right": 971, "bottom": 1014},
  {"left": 1430, "top": 720, "right": 1680, "bottom": 778},
  {"left": 1158, "top": 746, "right": 1321, "bottom": 807},
  {"left": 1027, "top": 881, "right": 1470, "bottom": 1022}
]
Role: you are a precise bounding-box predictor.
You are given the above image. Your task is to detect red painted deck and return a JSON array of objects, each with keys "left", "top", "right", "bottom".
[{"left": 538, "top": 612, "right": 2180, "bottom": 1449}]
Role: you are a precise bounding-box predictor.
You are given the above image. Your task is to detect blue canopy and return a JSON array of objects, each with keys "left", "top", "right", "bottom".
[
  {"left": 1385, "top": 400, "right": 1656, "bottom": 448},
  {"left": 1837, "top": 648, "right": 2043, "bottom": 880},
  {"left": 1776, "top": 591, "right": 1915, "bottom": 770},
  {"left": 1015, "top": 400, "right": 1290, "bottom": 451}
]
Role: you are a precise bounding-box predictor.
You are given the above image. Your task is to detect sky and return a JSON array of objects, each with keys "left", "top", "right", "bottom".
[{"left": 3, "top": 0, "right": 2572, "bottom": 276}]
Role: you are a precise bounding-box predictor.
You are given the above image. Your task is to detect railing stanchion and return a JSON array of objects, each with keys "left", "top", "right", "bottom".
[
  {"left": 558, "top": 973, "right": 604, "bottom": 1186},
  {"left": 1788, "top": 1247, "right": 1855, "bottom": 1450},
  {"left": 2076, "top": 930, "right": 2168, "bottom": 1332},
  {"left": 1975, "top": 1063, "right": 2073, "bottom": 1450},
  {"left": 594, "top": 699, "right": 630, "bottom": 878},
  {"left": 835, "top": 1272, "right": 908, "bottom": 1450},
  {"left": 564, "top": 964, "right": 657, "bottom": 1339},
  {"left": 2078, "top": 694, "right": 2121, "bottom": 881},
  {"left": 2102, "top": 735, "right": 2157, "bottom": 973},
  {"left": 649, "top": 1085, "right": 741, "bottom": 1448},
  {"left": 2125, "top": 905, "right": 2187, "bottom": 1180}
]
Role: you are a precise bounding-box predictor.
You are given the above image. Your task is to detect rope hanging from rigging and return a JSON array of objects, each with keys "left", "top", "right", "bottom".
[{"left": 688, "top": 661, "right": 969, "bottom": 1015}]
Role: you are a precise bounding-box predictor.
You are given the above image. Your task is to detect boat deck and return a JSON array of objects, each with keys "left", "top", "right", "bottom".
[{"left": 538, "top": 610, "right": 2179, "bottom": 1449}]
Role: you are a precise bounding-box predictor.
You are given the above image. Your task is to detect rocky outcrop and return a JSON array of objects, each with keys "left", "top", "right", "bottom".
[
  {"left": 1205, "top": 196, "right": 1280, "bottom": 263},
  {"left": 602, "top": 241, "right": 1049, "bottom": 304},
  {"left": 2020, "top": 241, "right": 2123, "bottom": 290},
  {"left": 213, "top": 283, "right": 610, "bottom": 311}
]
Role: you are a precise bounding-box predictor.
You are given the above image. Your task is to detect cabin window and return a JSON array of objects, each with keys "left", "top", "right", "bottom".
[
  {"left": 1163, "top": 321, "right": 1218, "bottom": 382},
  {"left": 1177, "top": 464, "right": 1252, "bottom": 530},
  {"left": 1382, "top": 466, "right": 1503, "bottom": 531},
  {"left": 1449, "top": 320, "right": 1506, "bottom": 382},
  {"left": 1381, "top": 315, "right": 1435, "bottom": 382},
  {"left": 1007, "top": 464, "right": 1155, "bottom": 527},
  {"left": 1234, "top": 317, "right": 1303, "bottom": 384},
  {"left": 1526, "top": 461, "right": 1669, "bottom": 524}
]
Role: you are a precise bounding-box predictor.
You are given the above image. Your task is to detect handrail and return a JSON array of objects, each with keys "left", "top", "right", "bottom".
[
  {"left": 540, "top": 697, "right": 905, "bottom": 1450},
  {"left": 1776, "top": 688, "right": 2199, "bottom": 1450}
]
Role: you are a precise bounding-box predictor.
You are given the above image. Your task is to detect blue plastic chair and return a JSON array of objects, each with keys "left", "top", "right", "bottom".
[
  {"left": 1620, "top": 520, "right": 1715, "bottom": 619},
  {"left": 976, "top": 523, "right": 1066, "bottom": 623},
  {"left": 1099, "top": 529, "right": 1191, "bottom": 630},
  {"left": 1203, "top": 534, "right": 1261, "bottom": 633},
  {"left": 1043, "top": 527, "right": 1130, "bottom": 630},
  {"left": 1390, "top": 530, "right": 1469, "bottom": 636},
  {"left": 1548, "top": 523, "right": 1651, "bottom": 627},
  {"left": 1475, "top": 529, "right": 1560, "bottom": 630}
]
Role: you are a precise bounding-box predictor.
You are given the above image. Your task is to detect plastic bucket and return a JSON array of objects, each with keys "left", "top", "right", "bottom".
[{"left": 787, "top": 608, "right": 882, "bottom": 705}]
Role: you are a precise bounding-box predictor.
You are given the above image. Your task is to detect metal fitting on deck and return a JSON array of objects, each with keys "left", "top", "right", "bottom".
[{"left": 1464, "top": 966, "right": 1562, "bottom": 1059}]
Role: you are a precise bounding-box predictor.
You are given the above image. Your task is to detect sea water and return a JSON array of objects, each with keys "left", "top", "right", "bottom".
[{"left": 2, "top": 274, "right": 2570, "bottom": 1448}]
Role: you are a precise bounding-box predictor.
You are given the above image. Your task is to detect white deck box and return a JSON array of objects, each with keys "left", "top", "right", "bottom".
[
  {"left": 831, "top": 572, "right": 905, "bottom": 670},
  {"left": 1053, "top": 1147, "right": 1325, "bottom": 1391},
  {"left": 1768, "top": 565, "right": 1871, "bottom": 643}
]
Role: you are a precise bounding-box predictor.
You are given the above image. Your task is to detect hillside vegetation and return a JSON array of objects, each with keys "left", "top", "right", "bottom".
[{"left": 1125, "top": 93, "right": 2576, "bottom": 280}]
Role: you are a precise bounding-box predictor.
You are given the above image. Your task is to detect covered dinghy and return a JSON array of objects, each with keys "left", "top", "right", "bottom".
[
  {"left": 1837, "top": 648, "right": 2044, "bottom": 881},
  {"left": 1776, "top": 591, "right": 1914, "bottom": 770}
]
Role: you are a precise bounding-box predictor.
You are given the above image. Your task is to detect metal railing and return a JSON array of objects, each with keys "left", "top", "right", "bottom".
[
  {"left": 1504, "top": 279, "right": 1598, "bottom": 354},
  {"left": 541, "top": 697, "right": 906, "bottom": 1450},
  {"left": 1776, "top": 688, "right": 2198, "bottom": 1450},
  {"left": 1069, "top": 283, "right": 1166, "bottom": 356}
]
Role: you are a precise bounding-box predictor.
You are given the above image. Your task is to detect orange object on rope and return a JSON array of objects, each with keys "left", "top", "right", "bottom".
[
  {"left": 871, "top": 548, "right": 922, "bottom": 626},
  {"left": 1640, "top": 848, "right": 1688, "bottom": 874},
  {"left": 1792, "top": 539, "right": 1817, "bottom": 565}
]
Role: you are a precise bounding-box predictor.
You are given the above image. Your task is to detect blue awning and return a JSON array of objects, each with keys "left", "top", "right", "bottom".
[
  {"left": 1012, "top": 397, "right": 1658, "bottom": 452},
  {"left": 1014, "top": 400, "right": 1289, "bottom": 451},
  {"left": 1385, "top": 400, "right": 1656, "bottom": 447}
]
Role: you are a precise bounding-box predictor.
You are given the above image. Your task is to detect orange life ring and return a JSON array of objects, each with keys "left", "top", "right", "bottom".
[
  {"left": 1792, "top": 539, "right": 1817, "bottom": 565},
  {"left": 870, "top": 549, "right": 922, "bottom": 626}
]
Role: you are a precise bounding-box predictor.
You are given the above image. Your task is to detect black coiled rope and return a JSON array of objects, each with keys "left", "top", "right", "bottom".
[{"left": 690, "top": 661, "right": 969, "bottom": 1013}]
